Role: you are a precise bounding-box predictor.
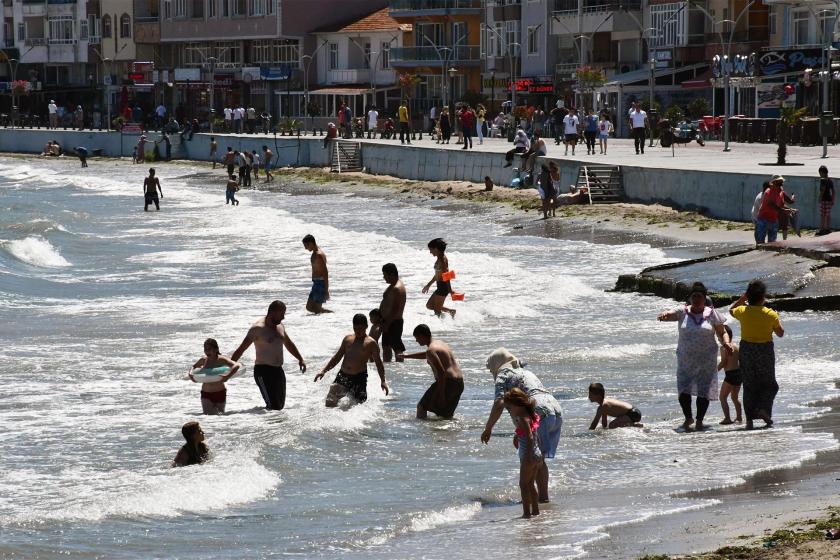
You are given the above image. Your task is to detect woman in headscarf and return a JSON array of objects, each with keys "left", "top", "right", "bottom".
[
  {"left": 658, "top": 281, "right": 734, "bottom": 432},
  {"left": 481, "top": 348, "right": 563, "bottom": 503}
]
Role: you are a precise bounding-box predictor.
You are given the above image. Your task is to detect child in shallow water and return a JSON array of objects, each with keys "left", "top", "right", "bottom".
[
  {"left": 504, "top": 388, "right": 543, "bottom": 518},
  {"left": 718, "top": 325, "right": 742, "bottom": 424},
  {"left": 189, "top": 338, "right": 239, "bottom": 415},
  {"left": 172, "top": 421, "right": 209, "bottom": 467}
]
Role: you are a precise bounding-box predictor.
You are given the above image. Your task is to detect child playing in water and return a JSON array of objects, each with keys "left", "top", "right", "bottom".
[
  {"left": 588, "top": 382, "right": 643, "bottom": 429},
  {"left": 368, "top": 309, "right": 383, "bottom": 343},
  {"left": 718, "top": 325, "right": 742, "bottom": 424},
  {"left": 504, "top": 388, "right": 543, "bottom": 518},
  {"left": 172, "top": 421, "right": 209, "bottom": 467},
  {"left": 189, "top": 338, "right": 240, "bottom": 414}
]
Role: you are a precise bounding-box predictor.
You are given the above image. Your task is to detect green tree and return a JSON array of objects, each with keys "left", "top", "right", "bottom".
[{"left": 687, "top": 97, "right": 710, "bottom": 119}]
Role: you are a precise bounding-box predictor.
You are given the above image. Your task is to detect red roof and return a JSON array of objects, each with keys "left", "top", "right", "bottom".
[{"left": 315, "top": 8, "right": 410, "bottom": 34}]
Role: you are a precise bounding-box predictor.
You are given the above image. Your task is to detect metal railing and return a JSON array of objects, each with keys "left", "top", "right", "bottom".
[
  {"left": 389, "top": 0, "right": 482, "bottom": 11},
  {"left": 389, "top": 45, "right": 481, "bottom": 63},
  {"left": 47, "top": 0, "right": 78, "bottom": 4},
  {"left": 553, "top": 0, "right": 640, "bottom": 14},
  {"left": 24, "top": 38, "right": 48, "bottom": 46}
]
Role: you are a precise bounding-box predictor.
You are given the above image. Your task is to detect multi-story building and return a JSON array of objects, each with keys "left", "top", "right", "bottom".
[
  {"left": 157, "top": 0, "right": 386, "bottom": 123},
  {"left": 387, "top": 0, "right": 483, "bottom": 115},
  {"left": 303, "top": 7, "right": 407, "bottom": 121}
]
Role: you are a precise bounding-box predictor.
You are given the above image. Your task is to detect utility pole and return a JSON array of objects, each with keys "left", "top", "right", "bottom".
[{"left": 207, "top": 56, "right": 217, "bottom": 132}]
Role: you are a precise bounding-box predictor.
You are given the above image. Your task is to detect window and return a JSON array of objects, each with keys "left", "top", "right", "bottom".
[
  {"left": 792, "top": 9, "right": 810, "bottom": 45},
  {"left": 174, "top": 0, "right": 186, "bottom": 18},
  {"left": 102, "top": 14, "right": 112, "bottom": 38},
  {"left": 163, "top": 0, "right": 171, "bottom": 19},
  {"left": 415, "top": 22, "right": 443, "bottom": 47},
  {"left": 820, "top": 10, "right": 836, "bottom": 43},
  {"left": 266, "top": 0, "right": 274, "bottom": 14},
  {"left": 209, "top": 0, "right": 217, "bottom": 17},
  {"left": 48, "top": 16, "right": 74, "bottom": 44},
  {"left": 381, "top": 41, "right": 390, "bottom": 69},
  {"left": 234, "top": 0, "right": 246, "bottom": 15},
  {"left": 504, "top": 20, "right": 519, "bottom": 54},
  {"left": 192, "top": 0, "right": 204, "bottom": 18},
  {"left": 222, "top": 0, "right": 230, "bottom": 17},
  {"left": 649, "top": 2, "right": 687, "bottom": 47},
  {"left": 182, "top": 40, "right": 242, "bottom": 66},
  {"left": 79, "top": 19, "right": 88, "bottom": 40},
  {"left": 249, "top": 0, "right": 264, "bottom": 16},
  {"left": 328, "top": 42, "right": 338, "bottom": 70},
  {"left": 120, "top": 14, "right": 131, "bottom": 37},
  {"left": 527, "top": 25, "right": 538, "bottom": 54},
  {"left": 769, "top": 11, "right": 776, "bottom": 35},
  {"left": 250, "top": 39, "right": 299, "bottom": 64},
  {"left": 88, "top": 15, "right": 100, "bottom": 42},
  {"left": 488, "top": 22, "right": 503, "bottom": 57},
  {"left": 17, "top": 22, "right": 25, "bottom": 41}
]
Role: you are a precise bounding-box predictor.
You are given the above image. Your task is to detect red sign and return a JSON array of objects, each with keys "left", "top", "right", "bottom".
[
  {"left": 127, "top": 73, "right": 144, "bottom": 82},
  {"left": 214, "top": 73, "right": 233, "bottom": 86}
]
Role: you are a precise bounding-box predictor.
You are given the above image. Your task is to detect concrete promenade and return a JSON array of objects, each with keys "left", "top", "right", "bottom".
[{"left": 0, "top": 127, "right": 838, "bottom": 230}]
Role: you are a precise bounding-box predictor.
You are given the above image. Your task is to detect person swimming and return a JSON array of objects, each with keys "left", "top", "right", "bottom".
[{"left": 172, "top": 421, "right": 209, "bottom": 467}]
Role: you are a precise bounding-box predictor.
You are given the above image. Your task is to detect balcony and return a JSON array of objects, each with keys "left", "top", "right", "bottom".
[
  {"left": 389, "top": 0, "right": 482, "bottom": 17},
  {"left": 487, "top": 0, "right": 520, "bottom": 21},
  {"left": 553, "top": 0, "right": 640, "bottom": 14},
  {"left": 389, "top": 45, "right": 481, "bottom": 66},
  {"left": 326, "top": 68, "right": 397, "bottom": 85},
  {"left": 24, "top": 37, "right": 47, "bottom": 46},
  {"left": 134, "top": 19, "right": 160, "bottom": 44}
]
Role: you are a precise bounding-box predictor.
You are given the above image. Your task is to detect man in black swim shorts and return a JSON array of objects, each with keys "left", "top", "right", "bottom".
[
  {"left": 143, "top": 168, "right": 163, "bottom": 211},
  {"left": 399, "top": 324, "right": 464, "bottom": 419},
  {"left": 379, "top": 263, "right": 407, "bottom": 362},
  {"left": 315, "top": 314, "right": 388, "bottom": 407}
]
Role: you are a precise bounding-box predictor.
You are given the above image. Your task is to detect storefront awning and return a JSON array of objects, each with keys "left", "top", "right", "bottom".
[
  {"left": 603, "top": 62, "right": 708, "bottom": 87},
  {"left": 305, "top": 87, "right": 373, "bottom": 96}
]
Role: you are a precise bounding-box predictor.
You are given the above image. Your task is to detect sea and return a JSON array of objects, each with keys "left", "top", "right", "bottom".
[{"left": 1, "top": 156, "right": 839, "bottom": 559}]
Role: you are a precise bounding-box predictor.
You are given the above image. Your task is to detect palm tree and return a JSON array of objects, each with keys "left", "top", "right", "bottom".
[{"left": 776, "top": 106, "right": 808, "bottom": 165}]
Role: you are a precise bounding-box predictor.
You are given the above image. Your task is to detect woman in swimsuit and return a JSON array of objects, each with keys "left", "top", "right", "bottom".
[
  {"left": 421, "top": 238, "right": 456, "bottom": 318},
  {"left": 504, "top": 388, "right": 544, "bottom": 518},
  {"left": 172, "top": 421, "right": 209, "bottom": 467},
  {"left": 189, "top": 338, "right": 240, "bottom": 415}
]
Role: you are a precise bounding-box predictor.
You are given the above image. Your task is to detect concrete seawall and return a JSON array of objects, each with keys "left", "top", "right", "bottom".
[{"left": 0, "top": 128, "right": 835, "bottom": 230}]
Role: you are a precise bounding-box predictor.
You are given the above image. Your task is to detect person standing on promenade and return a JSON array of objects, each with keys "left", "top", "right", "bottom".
[
  {"left": 658, "top": 282, "right": 733, "bottom": 432},
  {"left": 460, "top": 105, "right": 475, "bottom": 150},
  {"left": 729, "top": 280, "right": 785, "bottom": 430},
  {"left": 262, "top": 145, "right": 274, "bottom": 183},
  {"left": 481, "top": 348, "right": 563, "bottom": 503},
  {"left": 476, "top": 103, "right": 487, "bottom": 144},
  {"left": 399, "top": 100, "right": 411, "bottom": 145},
  {"left": 551, "top": 102, "right": 568, "bottom": 145},
  {"left": 48, "top": 100, "right": 58, "bottom": 129},
  {"left": 755, "top": 175, "right": 790, "bottom": 245},
  {"left": 303, "top": 234, "right": 331, "bottom": 314},
  {"left": 439, "top": 107, "right": 452, "bottom": 144},
  {"left": 818, "top": 165, "right": 835, "bottom": 235},
  {"left": 504, "top": 127, "right": 530, "bottom": 168},
  {"left": 422, "top": 238, "right": 457, "bottom": 318},
  {"left": 563, "top": 107, "right": 580, "bottom": 156},
  {"left": 598, "top": 113, "right": 613, "bottom": 154},
  {"left": 143, "top": 168, "right": 163, "bottom": 211},
  {"left": 367, "top": 106, "right": 379, "bottom": 137},
  {"left": 399, "top": 324, "right": 463, "bottom": 419},
  {"left": 314, "top": 314, "right": 388, "bottom": 407},
  {"left": 379, "top": 263, "right": 406, "bottom": 362},
  {"left": 231, "top": 300, "right": 306, "bottom": 411},
  {"left": 223, "top": 106, "right": 232, "bottom": 131},
  {"left": 629, "top": 102, "right": 649, "bottom": 155},
  {"left": 583, "top": 108, "right": 599, "bottom": 155},
  {"left": 156, "top": 103, "right": 168, "bottom": 129}
]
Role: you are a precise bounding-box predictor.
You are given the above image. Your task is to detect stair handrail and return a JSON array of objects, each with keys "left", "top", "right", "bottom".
[{"left": 583, "top": 165, "right": 593, "bottom": 205}]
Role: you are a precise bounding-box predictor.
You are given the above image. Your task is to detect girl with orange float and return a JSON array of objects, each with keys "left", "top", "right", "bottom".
[{"left": 421, "top": 238, "right": 462, "bottom": 317}]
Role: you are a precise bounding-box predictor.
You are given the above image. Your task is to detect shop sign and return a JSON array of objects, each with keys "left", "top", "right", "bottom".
[
  {"left": 214, "top": 73, "right": 233, "bottom": 86},
  {"left": 507, "top": 75, "right": 554, "bottom": 94},
  {"left": 757, "top": 82, "right": 796, "bottom": 109},
  {"left": 260, "top": 65, "right": 292, "bottom": 80},
  {"left": 758, "top": 48, "right": 824, "bottom": 76},
  {"left": 240, "top": 67, "right": 261, "bottom": 82},
  {"left": 127, "top": 73, "right": 144, "bottom": 82},
  {"left": 174, "top": 67, "right": 200, "bottom": 81}
]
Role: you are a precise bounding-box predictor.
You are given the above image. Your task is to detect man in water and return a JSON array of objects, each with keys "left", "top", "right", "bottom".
[
  {"left": 74, "top": 146, "right": 88, "bottom": 168},
  {"left": 262, "top": 145, "right": 274, "bottom": 182},
  {"left": 303, "top": 234, "right": 331, "bottom": 313},
  {"left": 231, "top": 300, "right": 306, "bottom": 411},
  {"left": 379, "top": 263, "right": 406, "bottom": 362},
  {"left": 398, "top": 324, "right": 464, "bottom": 419},
  {"left": 314, "top": 314, "right": 388, "bottom": 407},
  {"left": 143, "top": 168, "right": 163, "bottom": 211}
]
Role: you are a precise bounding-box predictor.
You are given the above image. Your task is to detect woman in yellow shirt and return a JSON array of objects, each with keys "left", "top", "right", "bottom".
[{"left": 729, "top": 280, "right": 785, "bottom": 430}]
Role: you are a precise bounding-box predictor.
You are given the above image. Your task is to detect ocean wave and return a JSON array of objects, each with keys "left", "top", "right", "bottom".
[
  {"left": 4, "top": 219, "right": 68, "bottom": 235},
  {"left": 2, "top": 236, "right": 70, "bottom": 267}
]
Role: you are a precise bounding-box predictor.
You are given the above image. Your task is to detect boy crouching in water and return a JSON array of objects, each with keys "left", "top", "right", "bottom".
[{"left": 588, "top": 382, "right": 643, "bottom": 429}]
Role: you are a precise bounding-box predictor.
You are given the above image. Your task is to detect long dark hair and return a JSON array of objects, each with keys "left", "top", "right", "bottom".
[
  {"left": 428, "top": 238, "right": 447, "bottom": 253},
  {"left": 180, "top": 422, "right": 209, "bottom": 466}
]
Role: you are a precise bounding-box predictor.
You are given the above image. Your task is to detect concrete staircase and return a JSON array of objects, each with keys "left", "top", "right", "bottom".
[
  {"left": 330, "top": 140, "right": 362, "bottom": 173},
  {"left": 575, "top": 164, "right": 623, "bottom": 204}
]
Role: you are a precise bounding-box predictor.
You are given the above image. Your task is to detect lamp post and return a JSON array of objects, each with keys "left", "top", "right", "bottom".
[
  {"left": 302, "top": 40, "right": 329, "bottom": 133},
  {"left": 421, "top": 33, "right": 469, "bottom": 115},
  {"left": 207, "top": 56, "right": 217, "bottom": 132},
  {"left": 6, "top": 57, "right": 19, "bottom": 128},
  {"left": 482, "top": 24, "right": 519, "bottom": 111},
  {"left": 104, "top": 57, "right": 113, "bottom": 130},
  {"left": 813, "top": 6, "right": 840, "bottom": 158}
]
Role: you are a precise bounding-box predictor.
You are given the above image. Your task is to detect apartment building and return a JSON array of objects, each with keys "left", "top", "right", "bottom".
[
  {"left": 387, "top": 0, "right": 483, "bottom": 114},
  {"left": 157, "top": 0, "right": 386, "bottom": 122}
]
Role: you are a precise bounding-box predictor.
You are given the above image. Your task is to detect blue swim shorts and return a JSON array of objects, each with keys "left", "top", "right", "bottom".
[
  {"left": 537, "top": 413, "right": 562, "bottom": 459},
  {"left": 309, "top": 278, "right": 327, "bottom": 304}
]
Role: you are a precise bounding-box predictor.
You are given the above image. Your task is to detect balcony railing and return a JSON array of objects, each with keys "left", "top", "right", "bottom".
[
  {"left": 389, "top": 0, "right": 482, "bottom": 15},
  {"left": 47, "top": 0, "right": 78, "bottom": 4},
  {"left": 389, "top": 45, "right": 481, "bottom": 64},
  {"left": 24, "top": 37, "right": 47, "bottom": 46},
  {"left": 553, "top": 0, "right": 640, "bottom": 14}
]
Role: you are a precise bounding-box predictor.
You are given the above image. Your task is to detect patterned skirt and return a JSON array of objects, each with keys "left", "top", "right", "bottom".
[{"left": 739, "top": 341, "right": 778, "bottom": 421}]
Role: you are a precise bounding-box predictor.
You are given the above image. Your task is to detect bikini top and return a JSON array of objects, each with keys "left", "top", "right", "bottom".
[{"left": 514, "top": 413, "right": 540, "bottom": 437}]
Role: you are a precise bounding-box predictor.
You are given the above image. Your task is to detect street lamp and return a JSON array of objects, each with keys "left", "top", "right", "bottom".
[
  {"left": 5, "top": 58, "right": 19, "bottom": 128},
  {"left": 648, "top": 55, "right": 656, "bottom": 147},
  {"left": 482, "top": 24, "right": 519, "bottom": 110},
  {"left": 812, "top": 6, "right": 840, "bottom": 158},
  {"left": 207, "top": 56, "right": 217, "bottom": 132},
  {"left": 104, "top": 57, "right": 113, "bottom": 130},
  {"left": 302, "top": 40, "right": 329, "bottom": 133},
  {"left": 421, "top": 33, "right": 470, "bottom": 115}
]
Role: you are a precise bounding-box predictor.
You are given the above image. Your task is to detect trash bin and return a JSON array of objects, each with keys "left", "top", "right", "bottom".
[{"left": 820, "top": 111, "right": 834, "bottom": 138}]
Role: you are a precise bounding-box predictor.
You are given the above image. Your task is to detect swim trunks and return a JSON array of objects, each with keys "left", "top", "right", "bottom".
[
  {"left": 200, "top": 389, "right": 226, "bottom": 403},
  {"left": 434, "top": 280, "right": 451, "bottom": 297},
  {"left": 418, "top": 377, "right": 464, "bottom": 418},
  {"left": 330, "top": 371, "right": 368, "bottom": 403},
  {"left": 536, "top": 413, "right": 562, "bottom": 458},
  {"left": 724, "top": 369, "right": 743, "bottom": 386},
  {"left": 144, "top": 192, "right": 159, "bottom": 204},
  {"left": 626, "top": 407, "right": 642, "bottom": 423},
  {"left": 382, "top": 318, "right": 405, "bottom": 353},
  {"left": 254, "top": 364, "right": 286, "bottom": 410},
  {"left": 309, "top": 278, "right": 327, "bottom": 304}
]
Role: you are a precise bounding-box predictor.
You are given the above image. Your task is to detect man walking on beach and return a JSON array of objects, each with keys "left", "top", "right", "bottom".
[
  {"left": 398, "top": 324, "right": 464, "bottom": 419},
  {"left": 231, "top": 300, "right": 306, "bottom": 411},
  {"left": 314, "top": 314, "right": 388, "bottom": 407},
  {"left": 303, "top": 234, "right": 331, "bottom": 314},
  {"left": 143, "top": 168, "right": 163, "bottom": 211},
  {"left": 262, "top": 145, "right": 274, "bottom": 182},
  {"left": 379, "top": 263, "right": 406, "bottom": 362},
  {"left": 399, "top": 100, "right": 411, "bottom": 144},
  {"left": 629, "top": 102, "right": 649, "bottom": 155},
  {"left": 818, "top": 165, "right": 835, "bottom": 235}
]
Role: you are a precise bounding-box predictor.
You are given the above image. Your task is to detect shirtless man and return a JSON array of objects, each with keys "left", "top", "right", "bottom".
[
  {"left": 262, "top": 145, "right": 274, "bottom": 182},
  {"left": 314, "top": 314, "right": 388, "bottom": 407},
  {"left": 224, "top": 147, "right": 235, "bottom": 176},
  {"left": 587, "top": 382, "right": 642, "bottom": 429},
  {"left": 398, "top": 324, "right": 464, "bottom": 419},
  {"left": 143, "top": 168, "right": 163, "bottom": 211},
  {"left": 231, "top": 300, "right": 306, "bottom": 410},
  {"left": 302, "top": 234, "right": 331, "bottom": 313},
  {"left": 379, "top": 263, "right": 406, "bottom": 362}
]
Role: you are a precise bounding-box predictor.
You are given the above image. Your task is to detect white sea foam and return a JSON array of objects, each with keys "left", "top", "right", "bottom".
[
  {"left": 408, "top": 502, "right": 482, "bottom": 533},
  {"left": 3, "top": 236, "right": 70, "bottom": 267}
]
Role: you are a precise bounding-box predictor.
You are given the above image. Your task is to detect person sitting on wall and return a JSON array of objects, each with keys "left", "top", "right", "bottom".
[{"left": 324, "top": 123, "right": 338, "bottom": 149}]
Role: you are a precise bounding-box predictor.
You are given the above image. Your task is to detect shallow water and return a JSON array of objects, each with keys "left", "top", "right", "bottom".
[{"left": 1, "top": 157, "right": 839, "bottom": 559}]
